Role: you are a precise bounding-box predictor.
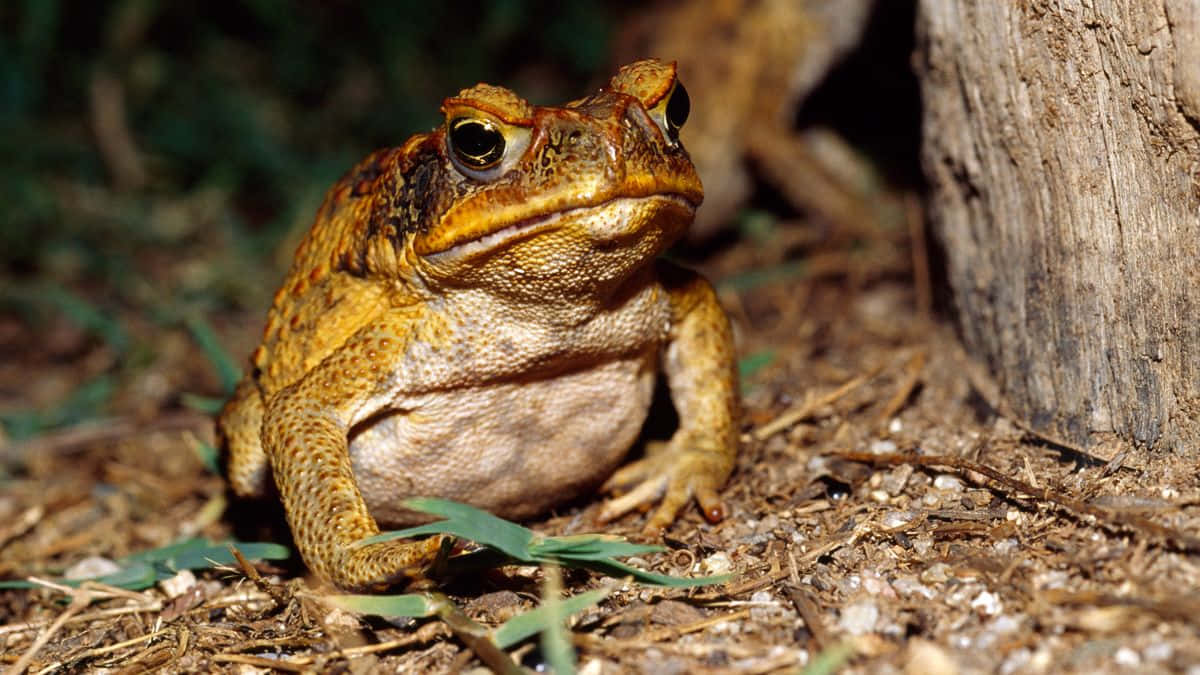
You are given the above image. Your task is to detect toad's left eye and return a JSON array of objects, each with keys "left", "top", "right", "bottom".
[
  {"left": 665, "top": 83, "right": 690, "bottom": 139},
  {"left": 448, "top": 117, "right": 505, "bottom": 170}
]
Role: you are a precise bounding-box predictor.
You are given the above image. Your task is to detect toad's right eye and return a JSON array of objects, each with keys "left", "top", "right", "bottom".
[{"left": 448, "top": 117, "right": 505, "bottom": 170}]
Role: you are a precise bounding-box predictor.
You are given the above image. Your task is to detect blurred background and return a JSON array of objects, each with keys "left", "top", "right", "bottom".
[{"left": 0, "top": 0, "right": 920, "bottom": 445}]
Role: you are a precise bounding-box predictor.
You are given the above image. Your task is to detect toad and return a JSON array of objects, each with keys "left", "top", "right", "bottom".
[{"left": 217, "top": 60, "right": 739, "bottom": 592}]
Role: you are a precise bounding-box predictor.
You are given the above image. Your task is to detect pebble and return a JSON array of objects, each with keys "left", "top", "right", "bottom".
[
  {"left": 159, "top": 569, "right": 197, "bottom": 599},
  {"left": 836, "top": 599, "right": 879, "bottom": 635},
  {"left": 64, "top": 555, "right": 121, "bottom": 581},
  {"left": 749, "top": 590, "right": 784, "bottom": 621},
  {"left": 971, "top": 590, "right": 1002, "bottom": 616},
  {"left": 882, "top": 510, "right": 917, "bottom": 529},
  {"left": 700, "top": 551, "right": 733, "bottom": 576},
  {"left": 1144, "top": 642, "right": 1173, "bottom": 662},
  {"left": 920, "top": 562, "right": 951, "bottom": 584},
  {"left": 904, "top": 638, "right": 958, "bottom": 675},
  {"left": 870, "top": 439, "right": 898, "bottom": 454},
  {"left": 891, "top": 575, "right": 936, "bottom": 600},
  {"left": 1114, "top": 646, "right": 1141, "bottom": 667},
  {"left": 933, "top": 474, "right": 965, "bottom": 491}
]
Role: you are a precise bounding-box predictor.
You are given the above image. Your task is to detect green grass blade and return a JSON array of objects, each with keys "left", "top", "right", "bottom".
[
  {"left": 737, "top": 350, "right": 775, "bottom": 380},
  {"left": 171, "top": 542, "right": 291, "bottom": 570},
  {"left": 185, "top": 314, "right": 243, "bottom": 395},
  {"left": 800, "top": 641, "right": 856, "bottom": 675},
  {"left": 530, "top": 534, "right": 663, "bottom": 560},
  {"left": 323, "top": 592, "right": 442, "bottom": 618},
  {"left": 362, "top": 498, "right": 535, "bottom": 562},
  {"left": 492, "top": 587, "right": 610, "bottom": 649},
  {"left": 89, "top": 562, "right": 161, "bottom": 590},
  {"left": 41, "top": 284, "right": 129, "bottom": 354},
  {"left": 539, "top": 565, "right": 576, "bottom": 675},
  {"left": 570, "top": 558, "right": 729, "bottom": 588}
]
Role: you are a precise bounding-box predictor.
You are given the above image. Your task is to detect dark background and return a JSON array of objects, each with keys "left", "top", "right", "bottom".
[{"left": 0, "top": 0, "right": 919, "bottom": 441}]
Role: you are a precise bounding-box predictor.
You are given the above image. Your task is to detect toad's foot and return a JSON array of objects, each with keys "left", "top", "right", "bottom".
[
  {"left": 598, "top": 437, "right": 732, "bottom": 535},
  {"left": 331, "top": 535, "right": 450, "bottom": 593}
]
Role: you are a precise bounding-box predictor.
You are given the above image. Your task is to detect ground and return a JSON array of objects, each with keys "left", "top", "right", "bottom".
[
  {"left": 5, "top": 216, "right": 1200, "bottom": 673},
  {"left": 5, "top": 3, "right": 1200, "bottom": 672}
]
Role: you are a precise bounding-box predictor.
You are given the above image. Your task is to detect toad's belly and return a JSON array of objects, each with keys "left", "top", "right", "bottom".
[{"left": 348, "top": 354, "right": 657, "bottom": 526}]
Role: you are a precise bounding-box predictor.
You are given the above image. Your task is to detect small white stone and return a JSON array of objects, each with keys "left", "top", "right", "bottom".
[
  {"left": 64, "top": 556, "right": 122, "bottom": 581},
  {"left": 904, "top": 638, "right": 958, "bottom": 675},
  {"left": 999, "top": 648, "right": 1032, "bottom": 675},
  {"left": 323, "top": 606, "right": 361, "bottom": 630},
  {"left": 888, "top": 418, "right": 903, "bottom": 433},
  {"left": 920, "top": 562, "right": 952, "bottom": 584},
  {"left": 991, "top": 538, "right": 1019, "bottom": 555},
  {"left": 891, "top": 575, "right": 936, "bottom": 600},
  {"left": 159, "top": 569, "right": 197, "bottom": 599},
  {"left": 1144, "top": 642, "right": 1173, "bottom": 662},
  {"left": 577, "top": 659, "right": 604, "bottom": 675},
  {"left": 971, "top": 590, "right": 1002, "bottom": 616},
  {"left": 836, "top": 600, "right": 879, "bottom": 635},
  {"left": 1033, "top": 570, "right": 1070, "bottom": 590},
  {"left": 1114, "top": 647, "right": 1141, "bottom": 666},
  {"left": 987, "top": 614, "right": 1020, "bottom": 635},
  {"left": 933, "top": 474, "right": 964, "bottom": 491},
  {"left": 701, "top": 551, "right": 733, "bottom": 576},
  {"left": 749, "top": 590, "right": 781, "bottom": 621},
  {"left": 870, "top": 439, "right": 898, "bottom": 454},
  {"left": 911, "top": 536, "right": 934, "bottom": 556},
  {"left": 882, "top": 510, "right": 917, "bottom": 529}
]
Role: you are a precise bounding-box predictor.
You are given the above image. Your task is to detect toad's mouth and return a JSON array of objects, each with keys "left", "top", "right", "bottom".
[{"left": 422, "top": 193, "right": 697, "bottom": 262}]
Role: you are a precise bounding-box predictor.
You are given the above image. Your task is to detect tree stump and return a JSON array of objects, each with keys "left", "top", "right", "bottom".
[{"left": 915, "top": 1, "right": 1200, "bottom": 454}]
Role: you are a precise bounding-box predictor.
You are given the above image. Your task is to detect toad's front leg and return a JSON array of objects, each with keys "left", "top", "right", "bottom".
[
  {"left": 262, "top": 323, "right": 446, "bottom": 592},
  {"left": 600, "top": 261, "right": 740, "bottom": 533}
]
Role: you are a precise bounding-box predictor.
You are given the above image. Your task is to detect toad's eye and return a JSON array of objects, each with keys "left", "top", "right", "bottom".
[
  {"left": 665, "top": 82, "right": 690, "bottom": 139},
  {"left": 448, "top": 117, "right": 505, "bottom": 170}
]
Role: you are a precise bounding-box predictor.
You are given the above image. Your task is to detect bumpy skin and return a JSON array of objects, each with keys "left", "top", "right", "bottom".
[{"left": 217, "top": 60, "right": 740, "bottom": 592}]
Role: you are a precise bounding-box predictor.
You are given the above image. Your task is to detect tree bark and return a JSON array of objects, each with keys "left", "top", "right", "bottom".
[{"left": 916, "top": 1, "right": 1200, "bottom": 454}]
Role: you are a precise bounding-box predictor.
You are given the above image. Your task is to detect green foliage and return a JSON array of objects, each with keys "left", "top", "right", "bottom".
[
  {"left": 1, "top": 1, "right": 625, "bottom": 438},
  {"left": 0, "top": 538, "right": 290, "bottom": 591},
  {"left": 363, "top": 497, "right": 729, "bottom": 588}
]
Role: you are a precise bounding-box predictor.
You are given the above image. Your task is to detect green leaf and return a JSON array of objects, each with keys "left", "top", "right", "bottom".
[
  {"left": 185, "top": 314, "right": 242, "bottom": 395},
  {"left": 171, "top": 542, "right": 291, "bottom": 570},
  {"left": 492, "top": 587, "right": 610, "bottom": 649},
  {"left": 529, "top": 534, "right": 663, "bottom": 561},
  {"left": 718, "top": 260, "right": 808, "bottom": 292},
  {"left": 363, "top": 498, "right": 535, "bottom": 562},
  {"left": 737, "top": 350, "right": 776, "bottom": 380},
  {"left": 41, "top": 284, "right": 129, "bottom": 354},
  {"left": 0, "top": 539, "right": 291, "bottom": 591},
  {"left": 191, "top": 438, "right": 222, "bottom": 474},
  {"left": 323, "top": 592, "right": 442, "bottom": 618},
  {"left": 539, "top": 566, "right": 576, "bottom": 675},
  {"left": 576, "top": 559, "right": 730, "bottom": 588},
  {"left": 800, "top": 641, "right": 856, "bottom": 675},
  {"left": 181, "top": 393, "right": 227, "bottom": 416},
  {"left": 88, "top": 562, "right": 160, "bottom": 590},
  {"left": 369, "top": 498, "right": 729, "bottom": 588}
]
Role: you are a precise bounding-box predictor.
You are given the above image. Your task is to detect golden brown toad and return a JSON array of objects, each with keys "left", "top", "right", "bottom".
[{"left": 217, "top": 60, "right": 740, "bottom": 592}]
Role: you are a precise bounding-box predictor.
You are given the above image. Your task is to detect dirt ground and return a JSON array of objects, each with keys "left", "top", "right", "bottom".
[{"left": 5, "top": 207, "right": 1200, "bottom": 674}]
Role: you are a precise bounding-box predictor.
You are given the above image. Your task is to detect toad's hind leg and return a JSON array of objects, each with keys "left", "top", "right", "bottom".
[{"left": 218, "top": 378, "right": 272, "bottom": 498}]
